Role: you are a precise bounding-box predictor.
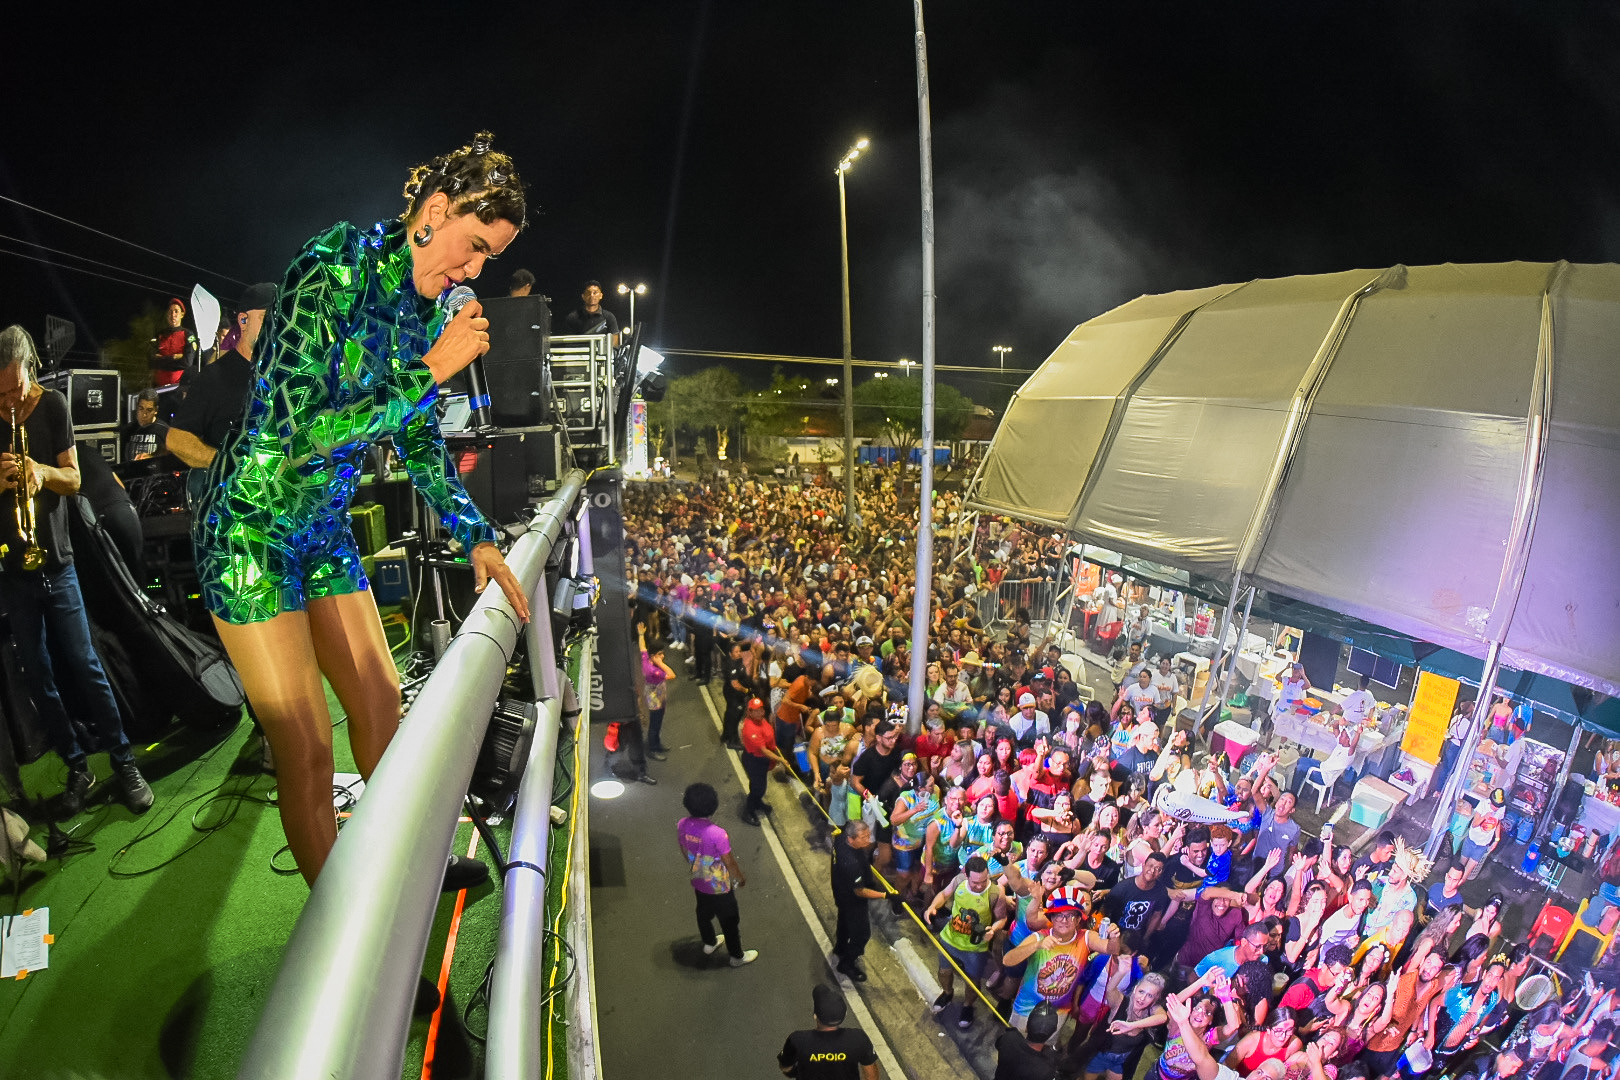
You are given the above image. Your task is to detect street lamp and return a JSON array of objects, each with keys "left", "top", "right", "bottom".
[
  {"left": 992, "top": 344, "right": 1012, "bottom": 369},
  {"left": 617, "top": 282, "right": 648, "bottom": 331},
  {"left": 825, "top": 377, "right": 839, "bottom": 387},
  {"left": 873, "top": 371, "right": 889, "bottom": 379},
  {"left": 836, "top": 136, "right": 869, "bottom": 528},
  {"left": 898, "top": 358, "right": 917, "bottom": 377}
]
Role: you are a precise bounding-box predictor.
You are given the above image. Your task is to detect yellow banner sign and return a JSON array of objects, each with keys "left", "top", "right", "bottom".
[{"left": 1403, "top": 671, "right": 1461, "bottom": 765}]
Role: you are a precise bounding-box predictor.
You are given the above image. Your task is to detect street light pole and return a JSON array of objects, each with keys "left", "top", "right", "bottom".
[
  {"left": 992, "top": 344, "right": 1011, "bottom": 369},
  {"left": 836, "top": 137, "right": 867, "bottom": 529},
  {"left": 906, "top": 1, "right": 937, "bottom": 738},
  {"left": 617, "top": 282, "right": 647, "bottom": 331}
]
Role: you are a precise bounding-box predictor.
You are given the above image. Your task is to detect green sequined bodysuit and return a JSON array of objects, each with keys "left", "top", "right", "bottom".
[{"left": 194, "top": 219, "right": 496, "bottom": 624}]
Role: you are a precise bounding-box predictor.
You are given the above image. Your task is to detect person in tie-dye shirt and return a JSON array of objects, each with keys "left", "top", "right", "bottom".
[{"left": 676, "top": 783, "right": 758, "bottom": 967}]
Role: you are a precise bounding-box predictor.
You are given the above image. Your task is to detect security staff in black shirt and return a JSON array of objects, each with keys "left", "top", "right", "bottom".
[
  {"left": 830, "top": 821, "right": 887, "bottom": 982},
  {"left": 560, "top": 280, "right": 620, "bottom": 346},
  {"left": 779, "top": 984, "right": 878, "bottom": 1080},
  {"left": 168, "top": 282, "right": 276, "bottom": 502}
]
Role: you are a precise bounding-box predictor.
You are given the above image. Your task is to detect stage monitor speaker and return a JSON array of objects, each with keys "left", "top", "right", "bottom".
[
  {"left": 447, "top": 432, "right": 528, "bottom": 525},
  {"left": 480, "top": 295, "right": 552, "bottom": 426}
]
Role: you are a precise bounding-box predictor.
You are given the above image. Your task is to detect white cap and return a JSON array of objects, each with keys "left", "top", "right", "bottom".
[{"left": 1018, "top": 692, "right": 1037, "bottom": 707}]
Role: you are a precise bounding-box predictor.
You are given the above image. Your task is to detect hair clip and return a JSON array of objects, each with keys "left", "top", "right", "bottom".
[
  {"left": 472, "top": 134, "right": 492, "bottom": 154},
  {"left": 488, "top": 168, "right": 507, "bottom": 186}
]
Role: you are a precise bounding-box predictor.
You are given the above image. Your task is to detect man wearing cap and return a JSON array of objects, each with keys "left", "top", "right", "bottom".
[
  {"left": 851, "top": 634, "right": 877, "bottom": 673},
  {"left": 740, "top": 698, "right": 783, "bottom": 826},
  {"left": 169, "top": 282, "right": 277, "bottom": 502},
  {"left": 148, "top": 296, "right": 199, "bottom": 386},
  {"left": 1009, "top": 692, "right": 1051, "bottom": 746},
  {"left": 778, "top": 984, "right": 879, "bottom": 1080}
]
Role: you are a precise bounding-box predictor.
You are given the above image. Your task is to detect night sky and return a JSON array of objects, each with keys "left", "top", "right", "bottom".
[{"left": 4, "top": 2, "right": 1618, "bottom": 408}]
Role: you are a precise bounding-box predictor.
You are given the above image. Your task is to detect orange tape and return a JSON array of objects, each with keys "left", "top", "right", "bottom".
[
  {"left": 420, "top": 829, "right": 482, "bottom": 1080},
  {"left": 41, "top": 935, "right": 54, "bottom": 944},
  {"left": 13, "top": 970, "right": 25, "bottom": 980}
]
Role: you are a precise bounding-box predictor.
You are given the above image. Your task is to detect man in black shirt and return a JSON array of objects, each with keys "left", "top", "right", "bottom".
[
  {"left": 850, "top": 720, "right": 903, "bottom": 864},
  {"left": 994, "top": 1002, "right": 1061, "bottom": 1079},
  {"left": 0, "top": 327, "right": 152, "bottom": 816},
  {"left": 830, "top": 821, "right": 887, "bottom": 981},
  {"left": 1100, "top": 852, "right": 1172, "bottom": 950},
  {"left": 169, "top": 282, "right": 275, "bottom": 503},
  {"left": 122, "top": 390, "right": 170, "bottom": 462},
  {"left": 778, "top": 984, "right": 879, "bottom": 1080},
  {"left": 721, "top": 640, "right": 751, "bottom": 748},
  {"left": 560, "top": 280, "right": 621, "bottom": 346}
]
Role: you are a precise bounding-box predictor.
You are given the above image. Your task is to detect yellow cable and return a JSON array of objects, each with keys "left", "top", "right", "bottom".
[{"left": 768, "top": 744, "right": 1013, "bottom": 1026}]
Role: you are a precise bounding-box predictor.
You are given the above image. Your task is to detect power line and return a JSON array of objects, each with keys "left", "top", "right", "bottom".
[
  {"left": 0, "top": 245, "right": 182, "bottom": 296},
  {"left": 0, "top": 231, "right": 191, "bottom": 293},
  {"left": 0, "top": 193, "right": 248, "bottom": 287},
  {"left": 661, "top": 348, "right": 1036, "bottom": 377}
]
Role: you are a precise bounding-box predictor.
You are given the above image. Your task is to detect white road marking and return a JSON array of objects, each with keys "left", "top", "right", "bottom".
[{"left": 697, "top": 684, "right": 907, "bottom": 1080}]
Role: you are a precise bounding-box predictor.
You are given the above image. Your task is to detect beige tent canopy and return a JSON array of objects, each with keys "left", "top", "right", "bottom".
[{"left": 969, "top": 262, "right": 1620, "bottom": 697}]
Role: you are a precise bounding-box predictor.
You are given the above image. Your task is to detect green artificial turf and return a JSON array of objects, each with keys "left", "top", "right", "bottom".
[{"left": 0, "top": 669, "right": 513, "bottom": 1080}]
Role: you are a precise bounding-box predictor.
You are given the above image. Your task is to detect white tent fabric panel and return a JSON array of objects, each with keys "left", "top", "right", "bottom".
[
  {"left": 1251, "top": 263, "right": 1547, "bottom": 653},
  {"left": 1502, "top": 263, "right": 1620, "bottom": 692},
  {"left": 975, "top": 283, "right": 1236, "bottom": 525},
  {"left": 970, "top": 261, "right": 1620, "bottom": 697},
  {"left": 1071, "top": 269, "right": 1383, "bottom": 576}
]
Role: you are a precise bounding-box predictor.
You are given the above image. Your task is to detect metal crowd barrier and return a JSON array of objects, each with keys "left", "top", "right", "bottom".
[{"left": 238, "top": 468, "right": 587, "bottom": 1080}]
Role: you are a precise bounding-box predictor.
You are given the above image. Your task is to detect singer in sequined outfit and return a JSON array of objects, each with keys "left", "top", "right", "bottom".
[{"left": 194, "top": 133, "right": 529, "bottom": 887}]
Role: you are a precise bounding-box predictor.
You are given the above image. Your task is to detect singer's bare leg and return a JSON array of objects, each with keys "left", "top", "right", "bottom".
[
  {"left": 212, "top": 590, "right": 398, "bottom": 886},
  {"left": 212, "top": 611, "right": 336, "bottom": 886}
]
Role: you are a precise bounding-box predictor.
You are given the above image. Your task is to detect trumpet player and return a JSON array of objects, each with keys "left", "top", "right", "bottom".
[{"left": 0, "top": 326, "right": 152, "bottom": 817}]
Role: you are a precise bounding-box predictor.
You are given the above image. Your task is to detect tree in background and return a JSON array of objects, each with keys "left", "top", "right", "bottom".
[
  {"left": 743, "top": 368, "right": 831, "bottom": 454},
  {"left": 101, "top": 302, "right": 163, "bottom": 391},
  {"left": 666, "top": 366, "right": 744, "bottom": 460},
  {"left": 853, "top": 374, "right": 973, "bottom": 452}
]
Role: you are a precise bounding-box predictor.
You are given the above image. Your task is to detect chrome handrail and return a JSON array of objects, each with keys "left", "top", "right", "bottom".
[{"left": 238, "top": 468, "right": 587, "bottom": 1080}]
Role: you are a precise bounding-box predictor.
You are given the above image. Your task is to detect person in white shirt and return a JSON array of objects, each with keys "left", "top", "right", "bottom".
[
  {"left": 1114, "top": 669, "right": 1160, "bottom": 722},
  {"left": 1275, "top": 663, "right": 1310, "bottom": 717},
  {"left": 1150, "top": 657, "right": 1181, "bottom": 723},
  {"left": 1009, "top": 692, "right": 1051, "bottom": 743},
  {"left": 1335, "top": 675, "right": 1378, "bottom": 727}
]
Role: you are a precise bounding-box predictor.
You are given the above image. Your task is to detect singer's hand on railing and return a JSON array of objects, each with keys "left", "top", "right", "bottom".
[
  {"left": 472, "top": 542, "right": 530, "bottom": 623},
  {"left": 423, "top": 301, "right": 490, "bottom": 384}
]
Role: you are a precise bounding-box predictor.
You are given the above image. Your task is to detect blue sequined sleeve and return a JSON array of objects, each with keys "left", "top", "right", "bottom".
[{"left": 398, "top": 399, "right": 499, "bottom": 551}]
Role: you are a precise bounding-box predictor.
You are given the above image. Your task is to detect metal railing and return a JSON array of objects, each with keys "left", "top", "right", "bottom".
[{"left": 238, "top": 468, "right": 587, "bottom": 1080}]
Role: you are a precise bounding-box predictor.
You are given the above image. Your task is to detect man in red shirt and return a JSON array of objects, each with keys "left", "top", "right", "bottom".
[{"left": 740, "top": 698, "right": 784, "bottom": 826}]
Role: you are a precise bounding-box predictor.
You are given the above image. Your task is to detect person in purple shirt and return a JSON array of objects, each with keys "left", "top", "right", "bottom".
[
  {"left": 640, "top": 622, "right": 676, "bottom": 759},
  {"left": 676, "top": 782, "right": 758, "bottom": 966}
]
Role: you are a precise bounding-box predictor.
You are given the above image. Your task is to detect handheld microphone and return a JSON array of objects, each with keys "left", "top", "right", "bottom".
[{"left": 442, "top": 287, "right": 492, "bottom": 429}]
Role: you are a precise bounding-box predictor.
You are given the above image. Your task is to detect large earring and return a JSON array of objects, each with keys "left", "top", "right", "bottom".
[{"left": 412, "top": 224, "right": 434, "bottom": 247}]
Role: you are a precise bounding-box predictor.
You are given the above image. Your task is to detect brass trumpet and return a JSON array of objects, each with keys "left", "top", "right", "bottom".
[{"left": 5, "top": 408, "right": 45, "bottom": 571}]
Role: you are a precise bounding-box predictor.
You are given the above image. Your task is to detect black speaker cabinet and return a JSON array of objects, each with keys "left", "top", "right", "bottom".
[
  {"left": 481, "top": 295, "right": 552, "bottom": 426},
  {"left": 446, "top": 432, "right": 528, "bottom": 525}
]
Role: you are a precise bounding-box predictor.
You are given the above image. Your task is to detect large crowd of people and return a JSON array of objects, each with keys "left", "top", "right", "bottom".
[{"left": 625, "top": 470, "right": 1594, "bottom": 1080}]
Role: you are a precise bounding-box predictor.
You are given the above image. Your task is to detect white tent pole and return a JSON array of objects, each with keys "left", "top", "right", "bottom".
[
  {"left": 1424, "top": 640, "right": 1505, "bottom": 861},
  {"left": 904, "top": 0, "right": 937, "bottom": 738},
  {"left": 1197, "top": 571, "right": 1241, "bottom": 724}
]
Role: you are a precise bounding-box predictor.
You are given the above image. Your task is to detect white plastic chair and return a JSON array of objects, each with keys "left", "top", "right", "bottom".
[
  {"left": 1301, "top": 766, "right": 1332, "bottom": 815},
  {"left": 1073, "top": 683, "right": 1095, "bottom": 703}
]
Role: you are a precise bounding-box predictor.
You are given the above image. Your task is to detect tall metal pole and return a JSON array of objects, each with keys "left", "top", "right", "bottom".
[
  {"left": 905, "top": 0, "right": 937, "bottom": 738},
  {"left": 838, "top": 168, "right": 856, "bottom": 527},
  {"left": 1423, "top": 640, "right": 1506, "bottom": 861}
]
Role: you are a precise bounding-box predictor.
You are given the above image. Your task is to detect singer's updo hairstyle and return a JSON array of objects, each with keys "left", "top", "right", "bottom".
[{"left": 402, "top": 131, "right": 528, "bottom": 231}]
